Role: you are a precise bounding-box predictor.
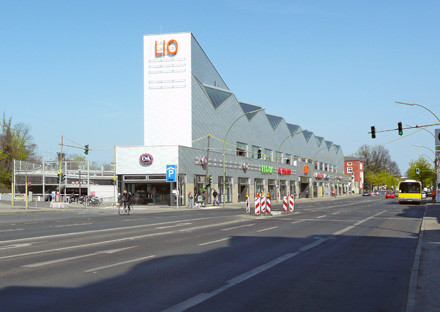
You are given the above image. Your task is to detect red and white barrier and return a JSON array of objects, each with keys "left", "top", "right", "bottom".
[
  {"left": 261, "top": 196, "right": 266, "bottom": 213},
  {"left": 266, "top": 195, "right": 271, "bottom": 214},
  {"left": 245, "top": 196, "right": 250, "bottom": 213},
  {"left": 289, "top": 195, "right": 294, "bottom": 212},
  {"left": 283, "top": 196, "right": 288, "bottom": 212},
  {"left": 255, "top": 197, "right": 260, "bottom": 215}
]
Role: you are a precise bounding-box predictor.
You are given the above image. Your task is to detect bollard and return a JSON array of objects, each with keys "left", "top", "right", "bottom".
[
  {"left": 261, "top": 195, "right": 266, "bottom": 213},
  {"left": 266, "top": 194, "right": 271, "bottom": 214},
  {"left": 255, "top": 197, "right": 260, "bottom": 215},
  {"left": 289, "top": 195, "right": 294, "bottom": 212},
  {"left": 283, "top": 196, "right": 288, "bottom": 212},
  {"left": 245, "top": 194, "right": 250, "bottom": 213}
]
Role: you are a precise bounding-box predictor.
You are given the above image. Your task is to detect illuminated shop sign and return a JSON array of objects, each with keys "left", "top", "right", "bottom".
[
  {"left": 261, "top": 165, "right": 273, "bottom": 173},
  {"left": 155, "top": 40, "right": 178, "bottom": 56},
  {"left": 278, "top": 167, "right": 292, "bottom": 175},
  {"left": 139, "top": 153, "right": 153, "bottom": 165}
]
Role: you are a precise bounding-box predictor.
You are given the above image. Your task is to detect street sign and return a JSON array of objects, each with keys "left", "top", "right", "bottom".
[{"left": 166, "top": 165, "right": 176, "bottom": 182}]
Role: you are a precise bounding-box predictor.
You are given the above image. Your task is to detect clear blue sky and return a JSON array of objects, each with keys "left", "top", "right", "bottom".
[{"left": 1, "top": 0, "right": 440, "bottom": 174}]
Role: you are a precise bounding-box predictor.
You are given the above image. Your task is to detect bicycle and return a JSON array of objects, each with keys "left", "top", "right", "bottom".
[{"left": 118, "top": 200, "right": 133, "bottom": 215}]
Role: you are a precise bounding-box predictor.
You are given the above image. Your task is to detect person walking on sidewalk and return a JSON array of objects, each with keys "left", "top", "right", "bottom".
[
  {"left": 212, "top": 189, "right": 219, "bottom": 206},
  {"left": 187, "top": 191, "right": 193, "bottom": 208}
]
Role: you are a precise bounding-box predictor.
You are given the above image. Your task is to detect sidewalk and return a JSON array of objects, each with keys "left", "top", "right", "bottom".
[
  {"left": 0, "top": 194, "right": 359, "bottom": 214},
  {"left": 410, "top": 203, "right": 440, "bottom": 312}
]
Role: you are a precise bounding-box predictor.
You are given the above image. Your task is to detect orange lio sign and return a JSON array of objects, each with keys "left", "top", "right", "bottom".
[
  {"left": 304, "top": 165, "right": 309, "bottom": 175},
  {"left": 155, "top": 40, "right": 178, "bottom": 56}
]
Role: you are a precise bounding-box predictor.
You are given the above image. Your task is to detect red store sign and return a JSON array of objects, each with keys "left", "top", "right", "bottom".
[{"left": 278, "top": 167, "right": 292, "bottom": 175}]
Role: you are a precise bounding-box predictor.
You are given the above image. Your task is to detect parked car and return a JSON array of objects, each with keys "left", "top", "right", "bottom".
[
  {"left": 363, "top": 191, "right": 372, "bottom": 196},
  {"left": 385, "top": 190, "right": 395, "bottom": 198}
]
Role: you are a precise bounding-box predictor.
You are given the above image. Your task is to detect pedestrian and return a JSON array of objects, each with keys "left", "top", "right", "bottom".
[
  {"left": 122, "top": 189, "right": 132, "bottom": 211},
  {"left": 213, "top": 189, "right": 219, "bottom": 205},
  {"left": 187, "top": 191, "right": 193, "bottom": 208}
]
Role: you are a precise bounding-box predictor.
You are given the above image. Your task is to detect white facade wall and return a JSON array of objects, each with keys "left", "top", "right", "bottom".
[
  {"left": 116, "top": 146, "right": 179, "bottom": 175},
  {"left": 144, "top": 33, "right": 192, "bottom": 147}
]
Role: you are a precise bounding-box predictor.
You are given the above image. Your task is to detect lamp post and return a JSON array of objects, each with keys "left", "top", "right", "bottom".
[
  {"left": 275, "top": 129, "right": 306, "bottom": 202},
  {"left": 412, "top": 144, "right": 435, "bottom": 156},
  {"left": 396, "top": 101, "right": 440, "bottom": 122},
  {"left": 397, "top": 101, "right": 440, "bottom": 201},
  {"left": 310, "top": 144, "right": 337, "bottom": 199},
  {"left": 222, "top": 108, "right": 265, "bottom": 206}
]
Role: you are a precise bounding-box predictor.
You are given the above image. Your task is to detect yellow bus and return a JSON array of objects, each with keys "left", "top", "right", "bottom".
[{"left": 398, "top": 180, "right": 422, "bottom": 204}]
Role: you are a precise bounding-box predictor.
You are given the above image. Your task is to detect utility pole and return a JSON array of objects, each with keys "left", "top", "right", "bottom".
[
  {"left": 204, "top": 134, "right": 211, "bottom": 206},
  {"left": 58, "top": 136, "right": 63, "bottom": 202}
]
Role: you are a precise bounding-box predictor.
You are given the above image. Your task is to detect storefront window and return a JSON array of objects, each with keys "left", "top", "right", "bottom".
[
  {"left": 236, "top": 142, "right": 248, "bottom": 157},
  {"left": 268, "top": 179, "right": 276, "bottom": 199},
  {"left": 255, "top": 178, "right": 264, "bottom": 197},
  {"left": 219, "top": 176, "right": 232, "bottom": 203},
  {"left": 285, "top": 154, "right": 291, "bottom": 165},
  {"left": 194, "top": 175, "right": 210, "bottom": 205},
  {"left": 280, "top": 180, "right": 287, "bottom": 198}
]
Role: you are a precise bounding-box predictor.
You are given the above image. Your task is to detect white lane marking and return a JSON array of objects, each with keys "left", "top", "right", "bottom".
[
  {"left": 0, "top": 217, "right": 217, "bottom": 245},
  {"left": 55, "top": 222, "right": 93, "bottom": 228},
  {"left": 257, "top": 226, "right": 278, "bottom": 232},
  {"left": 85, "top": 255, "right": 156, "bottom": 273},
  {"left": 164, "top": 237, "right": 330, "bottom": 312},
  {"left": 0, "top": 219, "right": 247, "bottom": 260},
  {"left": 291, "top": 220, "right": 305, "bottom": 224},
  {"left": 0, "top": 243, "right": 32, "bottom": 250},
  {"left": 156, "top": 222, "right": 192, "bottom": 230},
  {"left": 332, "top": 212, "right": 341, "bottom": 215},
  {"left": 333, "top": 210, "right": 387, "bottom": 235},
  {"left": 23, "top": 246, "right": 135, "bottom": 268},
  {"left": 221, "top": 224, "right": 255, "bottom": 231},
  {"left": 164, "top": 210, "right": 390, "bottom": 312},
  {"left": 316, "top": 215, "right": 326, "bottom": 219},
  {"left": 0, "top": 228, "right": 25, "bottom": 233},
  {"left": 198, "top": 238, "right": 229, "bottom": 246}
]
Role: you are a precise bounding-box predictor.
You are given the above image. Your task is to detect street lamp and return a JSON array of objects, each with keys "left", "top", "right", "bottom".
[
  {"left": 396, "top": 101, "right": 440, "bottom": 122},
  {"left": 222, "top": 108, "right": 265, "bottom": 206},
  {"left": 412, "top": 144, "right": 435, "bottom": 156}
]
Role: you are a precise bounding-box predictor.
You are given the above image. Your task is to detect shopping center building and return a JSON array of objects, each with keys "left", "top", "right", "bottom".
[{"left": 116, "top": 32, "right": 352, "bottom": 205}]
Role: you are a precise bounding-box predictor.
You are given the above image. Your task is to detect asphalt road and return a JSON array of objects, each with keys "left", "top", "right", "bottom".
[{"left": 0, "top": 196, "right": 424, "bottom": 311}]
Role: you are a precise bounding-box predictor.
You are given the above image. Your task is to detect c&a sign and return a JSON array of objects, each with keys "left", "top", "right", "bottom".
[{"left": 155, "top": 39, "right": 178, "bottom": 56}]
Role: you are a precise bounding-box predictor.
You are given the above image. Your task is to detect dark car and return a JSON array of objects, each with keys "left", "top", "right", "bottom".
[{"left": 363, "top": 191, "right": 372, "bottom": 196}]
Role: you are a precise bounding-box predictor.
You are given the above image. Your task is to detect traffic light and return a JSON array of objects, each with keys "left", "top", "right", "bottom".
[
  {"left": 371, "top": 126, "right": 376, "bottom": 139},
  {"left": 398, "top": 122, "right": 403, "bottom": 136},
  {"left": 84, "top": 144, "right": 89, "bottom": 155},
  {"left": 257, "top": 149, "right": 262, "bottom": 159},
  {"left": 416, "top": 168, "right": 420, "bottom": 175},
  {"left": 57, "top": 174, "right": 60, "bottom": 184},
  {"left": 61, "top": 174, "right": 65, "bottom": 183}
]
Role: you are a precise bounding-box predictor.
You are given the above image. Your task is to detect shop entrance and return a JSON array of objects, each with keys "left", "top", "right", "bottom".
[
  {"left": 124, "top": 182, "right": 170, "bottom": 205},
  {"left": 300, "top": 182, "right": 309, "bottom": 198},
  {"left": 238, "top": 178, "right": 249, "bottom": 202}
]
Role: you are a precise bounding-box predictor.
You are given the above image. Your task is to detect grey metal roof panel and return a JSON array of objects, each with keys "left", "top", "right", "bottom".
[
  {"left": 265, "top": 114, "right": 283, "bottom": 130},
  {"left": 203, "top": 85, "right": 233, "bottom": 109},
  {"left": 286, "top": 123, "right": 300, "bottom": 135},
  {"left": 238, "top": 102, "right": 263, "bottom": 121},
  {"left": 302, "top": 130, "right": 314, "bottom": 142}
]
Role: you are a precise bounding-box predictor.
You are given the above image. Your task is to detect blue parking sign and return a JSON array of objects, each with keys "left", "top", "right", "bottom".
[{"left": 166, "top": 165, "right": 176, "bottom": 182}]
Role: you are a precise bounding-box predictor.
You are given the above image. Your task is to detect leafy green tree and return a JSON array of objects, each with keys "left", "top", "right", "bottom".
[
  {"left": 0, "top": 113, "right": 36, "bottom": 191},
  {"left": 406, "top": 156, "right": 435, "bottom": 187}
]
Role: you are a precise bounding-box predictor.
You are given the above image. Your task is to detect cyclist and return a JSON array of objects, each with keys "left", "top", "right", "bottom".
[{"left": 122, "top": 189, "right": 132, "bottom": 211}]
